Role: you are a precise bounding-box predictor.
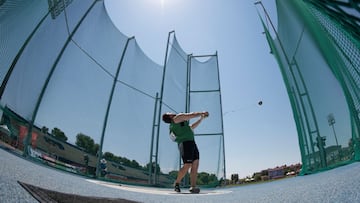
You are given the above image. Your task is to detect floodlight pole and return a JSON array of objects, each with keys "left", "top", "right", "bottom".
[
  {"left": 96, "top": 36, "right": 135, "bottom": 178},
  {"left": 327, "top": 113, "right": 339, "bottom": 146}
]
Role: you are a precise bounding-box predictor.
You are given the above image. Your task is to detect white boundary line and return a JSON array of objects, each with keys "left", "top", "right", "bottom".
[{"left": 86, "top": 179, "right": 231, "bottom": 196}]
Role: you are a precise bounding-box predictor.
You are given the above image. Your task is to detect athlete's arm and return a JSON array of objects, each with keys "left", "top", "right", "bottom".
[
  {"left": 190, "top": 115, "right": 205, "bottom": 129},
  {"left": 173, "top": 111, "right": 208, "bottom": 124}
]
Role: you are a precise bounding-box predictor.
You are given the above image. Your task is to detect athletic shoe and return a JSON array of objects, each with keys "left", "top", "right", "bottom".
[
  {"left": 174, "top": 183, "right": 181, "bottom": 193},
  {"left": 189, "top": 187, "right": 200, "bottom": 194}
]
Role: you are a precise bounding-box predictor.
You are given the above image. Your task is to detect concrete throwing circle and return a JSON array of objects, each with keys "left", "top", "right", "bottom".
[{"left": 87, "top": 179, "right": 231, "bottom": 196}]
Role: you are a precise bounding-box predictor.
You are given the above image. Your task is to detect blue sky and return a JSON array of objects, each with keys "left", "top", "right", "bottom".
[{"left": 104, "top": 0, "right": 301, "bottom": 178}]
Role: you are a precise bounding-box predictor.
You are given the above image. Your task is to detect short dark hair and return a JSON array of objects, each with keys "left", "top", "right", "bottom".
[{"left": 162, "top": 114, "right": 173, "bottom": 123}]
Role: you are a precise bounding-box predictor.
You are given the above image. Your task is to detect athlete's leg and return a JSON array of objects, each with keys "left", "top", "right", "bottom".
[
  {"left": 175, "top": 163, "right": 192, "bottom": 184},
  {"left": 190, "top": 159, "right": 199, "bottom": 187}
]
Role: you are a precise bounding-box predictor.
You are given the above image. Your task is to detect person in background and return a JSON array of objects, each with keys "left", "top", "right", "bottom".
[{"left": 100, "top": 158, "right": 107, "bottom": 177}]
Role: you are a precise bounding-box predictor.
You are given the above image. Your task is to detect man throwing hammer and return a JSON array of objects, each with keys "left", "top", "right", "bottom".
[{"left": 162, "top": 111, "right": 209, "bottom": 193}]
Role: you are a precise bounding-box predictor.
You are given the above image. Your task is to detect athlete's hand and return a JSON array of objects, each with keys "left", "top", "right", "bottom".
[{"left": 202, "top": 111, "right": 209, "bottom": 118}]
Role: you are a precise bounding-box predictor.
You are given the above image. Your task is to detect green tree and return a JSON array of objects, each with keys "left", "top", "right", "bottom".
[
  {"left": 51, "top": 127, "right": 67, "bottom": 142},
  {"left": 197, "top": 172, "right": 218, "bottom": 186},
  {"left": 41, "top": 126, "right": 49, "bottom": 134},
  {"left": 103, "top": 152, "right": 115, "bottom": 161},
  {"left": 168, "top": 170, "right": 178, "bottom": 180},
  {"left": 103, "top": 151, "right": 145, "bottom": 170},
  {"left": 231, "top": 173, "right": 239, "bottom": 184},
  {"left": 75, "top": 133, "right": 97, "bottom": 155},
  {"left": 130, "top": 159, "right": 142, "bottom": 169},
  {"left": 93, "top": 143, "right": 99, "bottom": 156},
  {"left": 253, "top": 172, "right": 262, "bottom": 182}
]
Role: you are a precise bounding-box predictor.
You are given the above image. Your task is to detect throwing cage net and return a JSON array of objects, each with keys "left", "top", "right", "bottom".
[
  {"left": 257, "top": 0, "right": 360, "bottom": 175},
  {"left": 0, "top": 0, "right": 225, "bottom": 187}
]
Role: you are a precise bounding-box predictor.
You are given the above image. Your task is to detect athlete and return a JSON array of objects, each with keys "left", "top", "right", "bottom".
[{"left": 162, "top": 111, "right": 209, "bottom": 193}]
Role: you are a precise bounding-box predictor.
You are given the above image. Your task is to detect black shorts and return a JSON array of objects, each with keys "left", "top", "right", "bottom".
[{"left": 178, "top": 140, "right": 199, "bottom": 164}]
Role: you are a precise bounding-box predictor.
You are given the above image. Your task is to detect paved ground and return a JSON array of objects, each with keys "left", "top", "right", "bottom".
[{"left": 1, "top": 147, "right": 359, "bottom": 203}]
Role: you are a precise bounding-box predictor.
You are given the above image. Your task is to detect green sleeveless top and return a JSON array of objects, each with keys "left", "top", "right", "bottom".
[{"left": 170, "top": 121, "right": 194, "bottom": 144}]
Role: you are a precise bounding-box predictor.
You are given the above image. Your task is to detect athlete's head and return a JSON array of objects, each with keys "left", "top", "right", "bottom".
[{"left": 162, "top": 112, "right": 176, "bottom": 123}]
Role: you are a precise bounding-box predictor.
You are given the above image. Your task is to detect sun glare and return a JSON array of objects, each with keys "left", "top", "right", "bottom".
[
  {"left": 146, "top": 0, "right": 166, "bottom": 10},
  {"left": 160, "top": 0, "right": 165, "bottom": 9}
]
